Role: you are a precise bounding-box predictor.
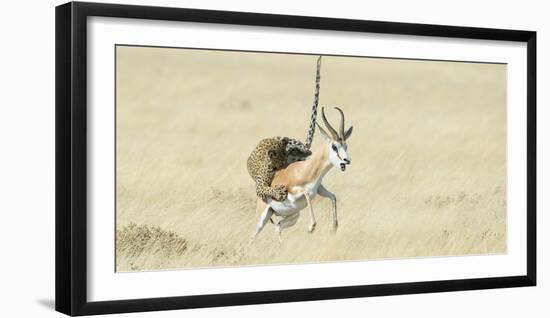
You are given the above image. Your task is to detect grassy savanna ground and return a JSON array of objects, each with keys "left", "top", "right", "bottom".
[{"left": 115, "top": 46, "right": 506, "bottom": 272}]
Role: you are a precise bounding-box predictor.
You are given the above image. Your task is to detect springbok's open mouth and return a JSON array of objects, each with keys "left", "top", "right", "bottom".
[{"left": 340, "top": 163, "right": 346, "bottom": 171}]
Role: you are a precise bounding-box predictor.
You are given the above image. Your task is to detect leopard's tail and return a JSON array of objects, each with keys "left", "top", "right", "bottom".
[{"left": 304, "top": 56, "right": 322, "bottom": 149}]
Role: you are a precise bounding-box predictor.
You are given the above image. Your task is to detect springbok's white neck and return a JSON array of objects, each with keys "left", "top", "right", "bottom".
[{"left": 317, "top": 146, "right": 335, "bottom": 179}]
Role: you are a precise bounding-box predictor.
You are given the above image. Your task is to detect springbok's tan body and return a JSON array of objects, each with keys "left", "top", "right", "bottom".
[
  {"left": 251, "top": 107, "right": 353, "bottom": 243},
  {"left": 272, "top": 146, "right": 331, "bottom": 190},
  {"left": 255, "top": 146, "right": 330, "bottom": 215}
]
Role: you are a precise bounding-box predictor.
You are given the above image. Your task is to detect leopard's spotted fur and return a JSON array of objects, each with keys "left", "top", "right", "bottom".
[{"left": 247, "top": 137, "right": 311, "bottom": 202}]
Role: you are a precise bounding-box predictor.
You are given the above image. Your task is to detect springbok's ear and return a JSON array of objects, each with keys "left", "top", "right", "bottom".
[
  {"left": 344, "top": 126, "right": 353, "bottom": 140},
  {"left": 316, "top": 123, "right": 331, "bottom": 141}
]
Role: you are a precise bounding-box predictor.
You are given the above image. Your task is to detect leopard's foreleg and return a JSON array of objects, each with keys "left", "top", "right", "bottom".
[{"left": 255, "top": 171, "right": 287, "bottom": 202}]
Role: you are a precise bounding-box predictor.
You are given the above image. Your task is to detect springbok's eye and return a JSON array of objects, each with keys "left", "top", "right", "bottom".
[{"left": 331, "top": 144, "right": 338, "bottom": 152}]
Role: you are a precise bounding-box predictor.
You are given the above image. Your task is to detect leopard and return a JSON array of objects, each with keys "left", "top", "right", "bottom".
[
  {"left": 246, "top": 56, "right": 322, "bottom": 202},
  {"left": 247, "top": 137, "right": 311, "bottom": 202}
]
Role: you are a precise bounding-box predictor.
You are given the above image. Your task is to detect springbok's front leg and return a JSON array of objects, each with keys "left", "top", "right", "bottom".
[
  {"left": 318, "top": 184, "right": 337, "bottom": 231},
  {"left": 304, "top": 193, "right": 316, "bottom": 233}
]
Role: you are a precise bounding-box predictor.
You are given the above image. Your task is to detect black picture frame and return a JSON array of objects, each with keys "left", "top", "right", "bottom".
[{"left": 55, "top": 1, "right": 537, "bottom": 316}]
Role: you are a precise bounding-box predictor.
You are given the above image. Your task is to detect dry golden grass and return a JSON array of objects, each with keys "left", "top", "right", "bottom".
[{"left": 115, "top": 46, "right": 506, "bottom": 272}]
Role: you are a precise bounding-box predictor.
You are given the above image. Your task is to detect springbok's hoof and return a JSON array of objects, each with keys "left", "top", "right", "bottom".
[{"left": 308, "top": 223, "right": 316, "bottom": 233}]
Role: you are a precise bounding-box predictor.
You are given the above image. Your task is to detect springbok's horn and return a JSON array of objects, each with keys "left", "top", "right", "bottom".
[
  {"left": 334, "top": 107, "right": 345, "bottom": 141},
  {"left": 316, "top": 122, "right": 330, "bottom": 140},
  {"left": 321, "top": 107, "right": 339, "bottom": 140}
]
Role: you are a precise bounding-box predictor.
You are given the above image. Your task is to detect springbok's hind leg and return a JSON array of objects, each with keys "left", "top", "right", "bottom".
[
  {"left": 275, "top": 212, "right": 300, "bottom": 243},
  {"left": 250, "top": 205, "right": 273, "bottom": 243},
  {"left": 318, "top": 184, "right": 338, "bottom": 231}
]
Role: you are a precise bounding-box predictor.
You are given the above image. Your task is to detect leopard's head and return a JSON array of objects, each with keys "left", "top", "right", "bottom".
[
  {"left": 267, "top": 142, "right": 291, "bottom": 170},
  {"left": 282, "top": 138, "right": 312, "bottom": 164}
]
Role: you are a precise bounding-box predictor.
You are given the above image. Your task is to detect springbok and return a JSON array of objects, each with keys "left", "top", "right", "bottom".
[{"left": 251, "top": 107, "right": 353, "bottom": 242}]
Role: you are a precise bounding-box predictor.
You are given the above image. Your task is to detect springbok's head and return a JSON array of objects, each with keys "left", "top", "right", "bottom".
[{"left": 317, "top": 107, "right": 353, "bottom": 172}]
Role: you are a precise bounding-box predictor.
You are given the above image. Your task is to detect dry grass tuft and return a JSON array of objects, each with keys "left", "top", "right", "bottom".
[{"left": 116, "top": 223, "right": 188, "bottom": 271}]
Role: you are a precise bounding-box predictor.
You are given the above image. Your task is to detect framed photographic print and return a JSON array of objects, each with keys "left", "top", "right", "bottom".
[{"left": 55, "top": 1, "right": 536, "bottom": 316}]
